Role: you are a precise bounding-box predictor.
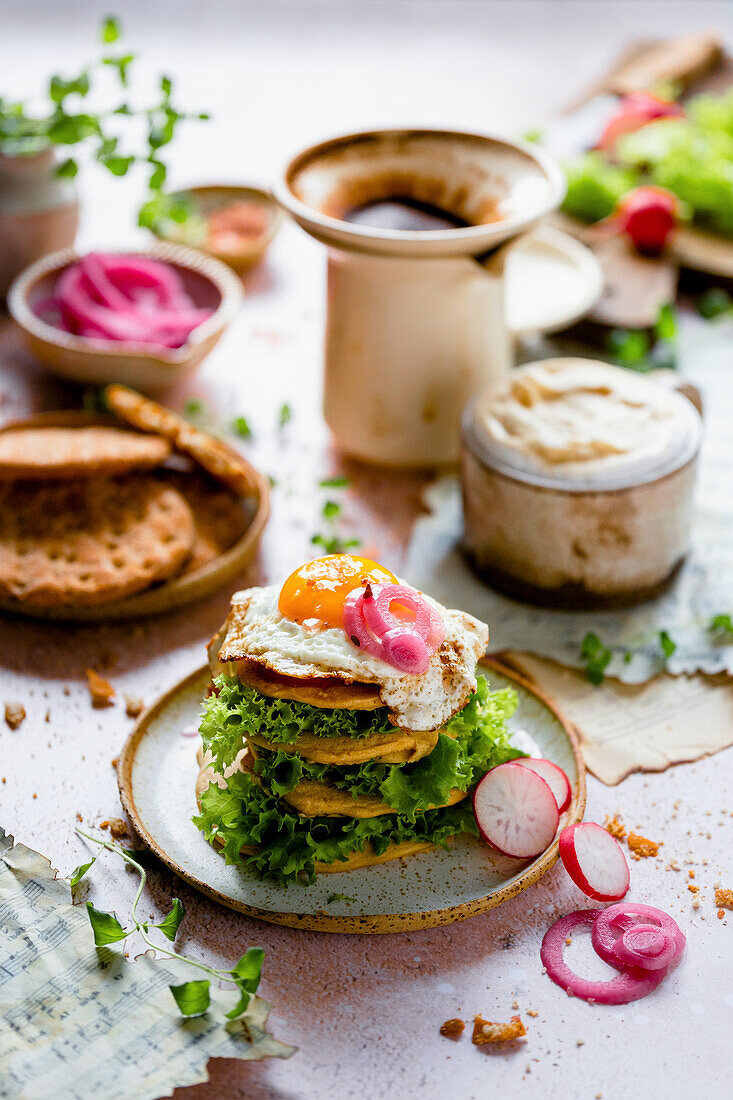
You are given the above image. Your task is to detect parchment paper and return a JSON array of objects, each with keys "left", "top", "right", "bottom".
[
  {"left": 0, "top": 831, "right": 294, "bottom": 1100},
  {"left": 500, "top": 653, "right": 733, "bottom": 785},
  {"left": 404, "top": 324, "right": 733, "bottom": 683}
]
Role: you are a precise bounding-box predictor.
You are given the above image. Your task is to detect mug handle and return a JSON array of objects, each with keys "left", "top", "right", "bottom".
[{"left": 480, "top": 224, "right": 604, "bottom": 336}]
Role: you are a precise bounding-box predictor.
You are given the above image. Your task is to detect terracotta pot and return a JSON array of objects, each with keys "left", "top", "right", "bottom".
[{"left": 0, "top": 148, "right": 79, "bottom": 298}]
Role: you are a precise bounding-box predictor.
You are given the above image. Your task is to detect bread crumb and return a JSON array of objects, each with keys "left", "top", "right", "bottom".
[
  {"left": 667, "top": 860, "right": 681, "bottom": 872},
  {"left": 124, "top": 695, "right": 144, "bottom": 719},
  {"left": 604, "top": 814, "right": 626, "bottom": 840},
  {"left": 688, "top": 884, "right": 700, "bottom": 894},
  {"left": 688, "top": 870, "right": 695, "bottom": 879},
  {"left": 472, "top": 1015, "right": 527, "bottom": 1044},
  {"left": 692, "top": 897, "right": 701, "bottom": 910},
  {"left": 75, "top": 812, "right": 83, "bottom": 822},
  {"left": 527, "top": 1009, "right": 538, "bottom": 1018},
  {"left": 714, "top": 888, "right": 733, "bottom": 910},
  {"left": 718, "top": 909, "right": 725, "bottom": 920},
  {"left": 512, "top": 1000, "right": 519, "bottom": 1009},
  {"left": 4, "top": 703, "right": 26, "bottom": 730},
  {"left": 86, "top": 669, "right": 115, "bottom": 708},
  {"left": 440, "top": 1018, "right": 465, "bottom": 1039},
  {"left": 111, "top": 756, "right": 119, "bottom": 770},
  {"left": 100, "top": 818, "right": 128, "bottom": 839},
  {"left": 627, "top": 832, "right": 662, "bottom": 860}
]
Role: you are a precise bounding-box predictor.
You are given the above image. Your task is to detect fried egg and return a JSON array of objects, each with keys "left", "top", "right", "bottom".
[{"left": 217, "top": 555, "right": 489, "bottom": 731}]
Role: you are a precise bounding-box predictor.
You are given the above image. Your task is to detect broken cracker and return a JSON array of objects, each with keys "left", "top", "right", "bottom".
[
  {"left": 87, "top": 669, "right": 115, "bottom": 708},
  {"left": 439, "top": 1018, "right": 465, "bottom": 1040},
  {"left": 0, "top": 476, "right": 194, "bottom": 608},
  {"left": 4, "top": 702, "right": 26, "bottom": 730},
  {"left": 472, "top": 1015, "right": 527, "bottom": 1044},
  {"left": 0, "top": 426, "right": 170, "bottom": 480},
  {"left": 106, "top": 384, "right": 255, "bottom": 496}
]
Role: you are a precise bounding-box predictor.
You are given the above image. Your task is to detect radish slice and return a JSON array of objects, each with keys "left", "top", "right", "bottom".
[
  {"left": 511, "top": 758, "right": 571, "bottom": 813},
  {"left": 592, "top": 903, "right": 685, "bottom": 972},
  {"left": 559, "top": 823, "right": 630, "bottom": 902},
  {"left": 473, "top": 762, "right": 559, "bottom": 859},
  {"left": 541, "top": 910, "right": 668, "bottom": 1005}
]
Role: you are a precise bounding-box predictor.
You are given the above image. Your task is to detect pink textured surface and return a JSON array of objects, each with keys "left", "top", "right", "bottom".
[{"left": 2, "top": 3, "right": 732, "bottom": 1098}]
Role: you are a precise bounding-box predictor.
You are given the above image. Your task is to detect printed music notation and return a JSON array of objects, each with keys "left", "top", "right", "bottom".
[{"left": 0, "top": 830, "right": 292, "bottom": 1100}]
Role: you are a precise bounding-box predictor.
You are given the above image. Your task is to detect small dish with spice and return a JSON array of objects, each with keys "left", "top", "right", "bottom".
[{"left": 149, "top": 185, "right": 283, "bottom": 275}]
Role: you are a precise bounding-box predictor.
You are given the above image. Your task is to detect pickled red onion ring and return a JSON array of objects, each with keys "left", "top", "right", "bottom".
[
  {"left": 342, "top": 583, "right": 444, "bottom": 674},
  {"left": 36, "top": 253, "right": 213, "bottom": 349},
  {"left": 361, "top": 584, "right": 432, "bottom": 641},
  {"left": 382, "top": 627, "right": 430, "bottom": 675},
  {"left": 592, "top": 903, "right": 686, "bottom": 973},
  {"left": 541, "top": 910, "right": 668, "bottom": 1005},
  {"left": 342, "top": 588, "right": 385, "bottom": 662}
]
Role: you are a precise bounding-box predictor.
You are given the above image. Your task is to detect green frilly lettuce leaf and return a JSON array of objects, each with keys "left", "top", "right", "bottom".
[{"left": 193, "top": 770, "right": 477, "bottom": 885}]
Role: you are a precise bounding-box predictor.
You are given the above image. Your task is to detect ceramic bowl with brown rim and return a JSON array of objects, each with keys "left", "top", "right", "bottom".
[
  {"left": 0, "top": 409, "right": 270, "bottom": 621},
  {"left": 7, "top": 242, "right": 243, "bottom": 394},
  {"left": 149, "top": 185, "right": 283, "bottom": 275}
]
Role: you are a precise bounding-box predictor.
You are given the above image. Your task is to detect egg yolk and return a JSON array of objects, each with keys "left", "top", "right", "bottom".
[{"left": 278, "top": 555, "right": 397, "bottom": 629}]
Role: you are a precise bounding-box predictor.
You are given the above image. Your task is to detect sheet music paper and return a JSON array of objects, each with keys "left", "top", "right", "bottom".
[
  {"left": 500, "top": 653, "right": 733, "bottom": 784},
  {"left": 0, "top": 831, "right": 294, "bottom": 1100}
]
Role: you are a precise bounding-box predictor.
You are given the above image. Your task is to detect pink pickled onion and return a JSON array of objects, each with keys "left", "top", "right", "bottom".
[
  {"left": 541, "top": 910, "right": 668, "bottom": 1005},
  {"left": 38, "top": 253, "right": 213, "bottom": 349},
  {"left": 342, "top": 583, "right": 444, "bottom": 674},
  {"left": 592, "top": 903, "right": 685, "bottom": 973}
]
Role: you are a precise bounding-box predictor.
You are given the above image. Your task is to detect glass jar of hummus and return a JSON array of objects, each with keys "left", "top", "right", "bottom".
[{"left": 461, "top": 358, "right": 703, "bottom": 608}]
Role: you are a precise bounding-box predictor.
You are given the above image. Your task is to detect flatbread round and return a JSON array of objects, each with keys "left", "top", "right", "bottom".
[
  {"left": 248, "top": 726, "right": 441, "bottom": 765},
  {"left": 195, "top": 752, "right": 444, "bottom": 872},
  {"left": 0, "top": 427, "right": 171, "bottom": 480},
  {"left": 106, "top": 384, "right": 255, "bottom": 496},
  {"left": 0, "top": 476, "right": 195, "bottom": 608},
  {"left": 161, "top": 471, "right": 247, "bottom": 573},
  {"left": 280, "top": 777, "right": 468, "bottom": 819}
]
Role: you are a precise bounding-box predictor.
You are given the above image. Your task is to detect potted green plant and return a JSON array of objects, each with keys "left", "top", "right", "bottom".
[{"left": 0, "top": 15, "right": 206, "bottom": 296}]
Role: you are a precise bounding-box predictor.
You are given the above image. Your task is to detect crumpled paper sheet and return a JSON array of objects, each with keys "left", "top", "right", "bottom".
[
  {"left": 0, "top": 831, "right": 294, "bottom": 1100},
  {"left": 499, "top": 652, "right": 733, "bottom": 785},
  {"left": 404, "top": 327, "right": 733, "bottom": 684}
]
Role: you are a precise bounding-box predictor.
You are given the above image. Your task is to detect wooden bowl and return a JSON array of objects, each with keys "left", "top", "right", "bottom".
[
  {"left": 149, "top": 185, "right": 283, "bottom": 274},
  {"left": 7, "top": 242, "right": 243, "bottom": 394},
  {"left": 0, "top": 410, "right": 270, "bottom": 621}
]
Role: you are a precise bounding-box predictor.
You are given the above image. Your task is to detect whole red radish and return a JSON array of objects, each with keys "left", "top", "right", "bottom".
[
  {"left": 511, "top": 758, "right": 571, "bottom": 813},
  {"left": 473, "top": 762, "right": 559, "bottom": 859},
  {"left": 614, "top": 186, "right": 678, "bottom": 255},
  {"left": 559, "top": 822, "right": 630, "bottom": 902},
  {"left": 597, "top": 92, "right": 683, "bottom": 152}
]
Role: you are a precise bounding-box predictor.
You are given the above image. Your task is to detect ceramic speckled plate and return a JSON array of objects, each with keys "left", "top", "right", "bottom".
[{"left": 118, "top": 658, "right": 586, "bottom": 933}]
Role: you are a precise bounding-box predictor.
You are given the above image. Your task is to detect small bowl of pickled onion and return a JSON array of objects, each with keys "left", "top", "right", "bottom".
[
  {"left": 148, "top": 185, "right": 283, "bottom": 275},
  {"left": 7, "top": 243, "right": 242, "bottom": 394}
]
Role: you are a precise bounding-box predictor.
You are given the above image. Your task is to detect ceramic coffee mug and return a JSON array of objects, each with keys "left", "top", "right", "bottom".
[{"left": 277, "top": 128, "right": 600, "bottom": 468}]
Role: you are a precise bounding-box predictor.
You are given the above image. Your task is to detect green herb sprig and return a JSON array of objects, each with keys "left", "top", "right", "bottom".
[
  {"left": 580, "top": 629, "right": 677, "bottom": 685},
  {"left": 0, "top": 16, "right": 208, "bottom": 228},
  {"left": 606, "top": 302, "right": 678, "bottom": 373},
  {"left": 73, "top": 828, "right": 263, "bottom": 1019},
  {"left": 311, "top": 475, "right": 360, "bottom": 555}
]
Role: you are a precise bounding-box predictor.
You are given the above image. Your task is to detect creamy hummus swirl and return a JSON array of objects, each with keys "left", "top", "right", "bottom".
[{"left": 474, "top": 359, "right": 700, "bottom": 488}]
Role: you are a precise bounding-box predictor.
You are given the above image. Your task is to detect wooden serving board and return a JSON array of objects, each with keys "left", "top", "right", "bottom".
[{"left": 549, "top": 34, "right": 733, "bottom": 332}]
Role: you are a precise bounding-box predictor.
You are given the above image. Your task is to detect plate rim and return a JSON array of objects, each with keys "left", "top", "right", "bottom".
[
  {"left": 117, "top": 656, "right": 587, "bottom": 934},
  {"left": 0, "top": 410, "right": 270, "bottom": 622}
]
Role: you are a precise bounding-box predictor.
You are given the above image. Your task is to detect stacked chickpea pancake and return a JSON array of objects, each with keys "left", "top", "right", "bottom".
[
  {"left": 194, "top": 555, "right": 522, "bottom": 884},
  {"left": 0, "top": 386, "right": 257, "bottom": 613}
]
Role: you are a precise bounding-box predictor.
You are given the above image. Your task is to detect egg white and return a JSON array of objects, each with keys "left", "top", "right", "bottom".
[{"left": 217, "top": 584, "right": 489, "bottom": 731}]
